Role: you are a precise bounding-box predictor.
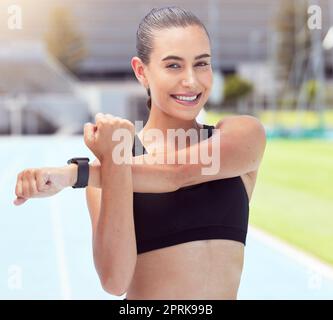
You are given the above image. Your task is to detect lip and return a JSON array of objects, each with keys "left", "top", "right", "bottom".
[
  {"left": 170, "top": 92, "right": 202, "bottom": 106},
  {"left": 171, "top": 92, "right": 201, "bottom": 97}
]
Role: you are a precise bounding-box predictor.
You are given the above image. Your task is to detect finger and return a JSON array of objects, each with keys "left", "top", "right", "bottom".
[
  {"left": 23, "top": 169, "right": 36, "bottom": 198},
  {"left": 95, "top": 113, "right": 105, "bottom": 123},
  {"left": 106, "top": 113, "right": 115, "bottom": 120},
  {"left": 27, "top": 170, "right": 39, "bottom": 196},
  {"left": 13, "top": 197, "right": 27, "bottom": 206},
  {"left": 15, "top": 173, "right": 23, "bottom": 198},
  {"left": 36, "top": 170, "right": 49, "bottom": 192},
  {"left": 84, "top": 123, "right": 96, "bottom": 143},
  {"left": 22, "top": 177, "right": 30, "bottom": 198}
]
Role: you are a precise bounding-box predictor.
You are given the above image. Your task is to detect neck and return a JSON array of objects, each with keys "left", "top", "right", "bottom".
[
  {"left": 138, "top": 104, "right": 204, "bottom": 152},
  {"left": 145, "top": 104, "right": 202, "bottom": 133}
]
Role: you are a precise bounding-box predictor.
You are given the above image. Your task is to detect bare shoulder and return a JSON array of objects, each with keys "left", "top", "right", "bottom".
[
  {"left": 215, "top": 114, "right": 266, "bottom": 150},
  {"left": 214, "top": 114, "right": 266, "bottom": 176},
  {"left": 215, "top": 114, "right": 265, "bottom": 132}
]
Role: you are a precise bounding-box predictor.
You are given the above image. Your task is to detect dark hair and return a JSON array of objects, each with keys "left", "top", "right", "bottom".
[{"left": 136, "top": 6, "right": 211, "bottom": 111}]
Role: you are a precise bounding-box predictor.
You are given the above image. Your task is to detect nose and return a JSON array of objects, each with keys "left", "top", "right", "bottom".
[{"left": 181, "top": 68, "right": 196, "bottom": 87}]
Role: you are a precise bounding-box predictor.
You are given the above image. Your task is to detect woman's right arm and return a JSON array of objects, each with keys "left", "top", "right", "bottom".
[
  {"left": 14, "top": 114, "right": 138, "bottom": 297},
  {"left": 87, "top": 157, "right": 136, "bottom": 297},
  {"left": 14, "top": 160, "right": 136, "bottom": 296}
]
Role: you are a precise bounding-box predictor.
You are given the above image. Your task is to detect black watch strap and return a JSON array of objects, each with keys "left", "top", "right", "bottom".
[{"left": 67, "top": 157, "right": 90, "bottom": 188}]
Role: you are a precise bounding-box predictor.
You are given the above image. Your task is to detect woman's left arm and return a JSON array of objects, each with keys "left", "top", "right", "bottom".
[
  {"left": 175, "top": 115, "right": 267, "bottom": 187},
  {"left": 79, "top": 115, "right": 266, "bottom": 191},
  {"left": 14, "top": 116, "right": 265, "bottom": 203}
]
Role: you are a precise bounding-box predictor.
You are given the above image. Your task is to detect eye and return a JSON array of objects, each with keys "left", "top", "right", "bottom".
[
  {"left": 167, "top": 63, "right": 180, "bottom": 69},
  {"left": 196, "top": 62, "right": 210, "bottom": 67},
  {"left": 166, "top": 62, "right": 210, "bottom": 69}
]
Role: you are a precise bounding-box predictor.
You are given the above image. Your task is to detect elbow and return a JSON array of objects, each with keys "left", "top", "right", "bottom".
[
  {"left": 99, "top": 272, "right": 128, "bottom": 296},
  {"left": 94, "top": 252, "right": 136, "bottom": 296},
  {"left": 93, "top": 235, "right": 137, "bottom": 297}
]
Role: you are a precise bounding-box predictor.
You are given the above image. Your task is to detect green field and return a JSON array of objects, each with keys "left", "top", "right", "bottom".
[
  {"left": 205, "top": 109, "right": 333, "bottom": 129},
  {"left": 205, "top": 111, "right": 333, "bottom": 265}
]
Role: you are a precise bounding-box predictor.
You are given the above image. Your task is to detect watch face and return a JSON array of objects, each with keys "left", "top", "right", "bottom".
[
  {"left": 67, "top": 158, "right": 90, "bottom": 188},
  {"left": 67, "top": 158, "right": 90, "bottom": 164}
]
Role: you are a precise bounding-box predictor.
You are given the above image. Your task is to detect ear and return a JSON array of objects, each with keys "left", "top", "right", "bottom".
[{"left": 131, "top": 56, "right": 148, "bottom": 88}]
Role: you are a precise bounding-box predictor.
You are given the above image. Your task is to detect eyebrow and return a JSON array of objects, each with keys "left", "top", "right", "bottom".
[{"left": 161, "top": 53, "right": 211, "bottom": 62}]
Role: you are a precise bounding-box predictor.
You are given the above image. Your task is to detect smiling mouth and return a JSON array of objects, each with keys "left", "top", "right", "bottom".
[{"left": 170, "top": 92, "right": 202, "bottom": 102}]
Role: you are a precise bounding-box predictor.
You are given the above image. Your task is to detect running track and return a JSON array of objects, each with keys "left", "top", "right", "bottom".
[{"left": 1, "top": 136, "right": 333, "bottom": 299}]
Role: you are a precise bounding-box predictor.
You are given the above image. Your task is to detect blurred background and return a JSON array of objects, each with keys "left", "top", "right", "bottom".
[{"left": 0, "top": 0, "right": 332, "bottom": 299}]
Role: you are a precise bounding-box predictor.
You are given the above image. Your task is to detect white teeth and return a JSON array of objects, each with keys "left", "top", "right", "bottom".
[{"left": 174, "top": 95, "right": 198, "bottom": 101}]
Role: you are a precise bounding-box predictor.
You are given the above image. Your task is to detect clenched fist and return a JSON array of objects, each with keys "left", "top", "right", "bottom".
[
  {"left": 13, "top": 166, "right": 75, "bottom": 206},
  {"left": 84, "top": 113, "right": 135, "bottom": 163}
]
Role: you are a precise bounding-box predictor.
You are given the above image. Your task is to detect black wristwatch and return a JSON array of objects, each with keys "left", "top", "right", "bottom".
[{"left": 67, "top": 157, "right": 90, "bottom": 188}]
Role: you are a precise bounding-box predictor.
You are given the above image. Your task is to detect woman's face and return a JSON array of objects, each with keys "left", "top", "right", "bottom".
[{"left": 142, "top": 25, "right": 213, "bottom": 120}]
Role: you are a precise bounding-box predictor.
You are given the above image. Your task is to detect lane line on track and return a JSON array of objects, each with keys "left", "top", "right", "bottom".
[{"left": 249, "top": 225, "right": 333, "bottom": 282}]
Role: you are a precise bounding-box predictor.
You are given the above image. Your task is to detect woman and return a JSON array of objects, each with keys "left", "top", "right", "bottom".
[{"left": 14, "top": 7, "right": 266, "bottom": 299}]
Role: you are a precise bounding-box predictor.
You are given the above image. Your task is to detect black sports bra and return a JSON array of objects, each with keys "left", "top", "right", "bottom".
[{"left": 132, "top": 124, "right": 249, "bottom": 254}]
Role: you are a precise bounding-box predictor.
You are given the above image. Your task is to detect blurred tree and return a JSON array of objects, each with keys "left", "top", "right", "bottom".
[
  {"left": 303, "top": 79, "right": 328, "bottom": 108},
  {"left": 304, "top": 79, "right": 319, "bottom": 105},
  {"left": 224, "top": 75, "right": 253, "bottom": 102},
  {"left": 44, "top": 6, "right": 86, "bottom": 74},
  {"left": 223, "top": 75, "right": 254, "bottom": 113}
]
